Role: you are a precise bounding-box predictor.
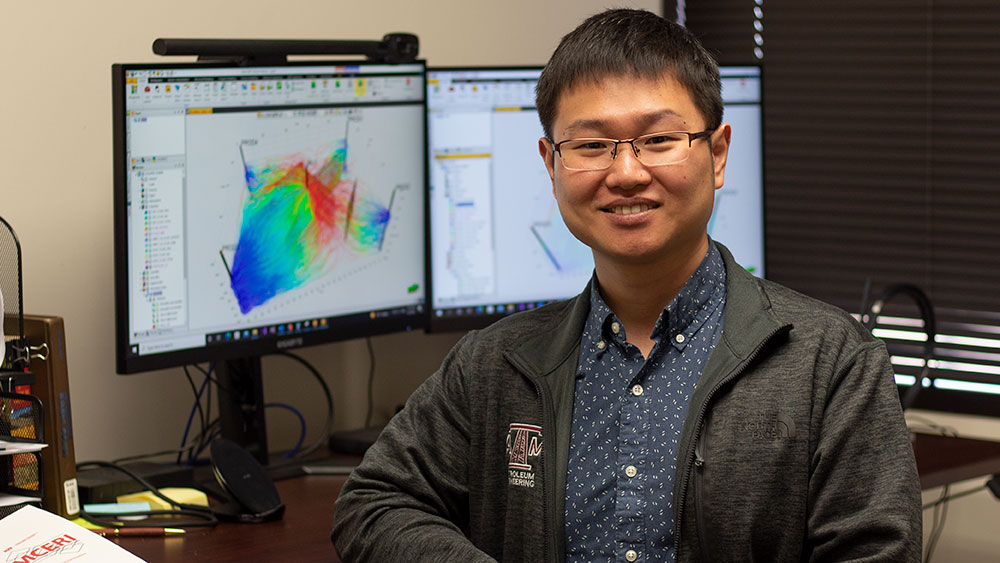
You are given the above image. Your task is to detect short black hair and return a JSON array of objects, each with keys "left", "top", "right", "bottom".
[{"left": 536, "top": 9, "right": 722, "bottom": 140}]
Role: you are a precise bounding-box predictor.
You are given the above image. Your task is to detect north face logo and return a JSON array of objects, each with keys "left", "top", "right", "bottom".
[
  {"left": 506, "top": 423, "right": 542, "bottom": 488},
  {"left": 739, "top": 411, "right": 796, "bottom": 440}
]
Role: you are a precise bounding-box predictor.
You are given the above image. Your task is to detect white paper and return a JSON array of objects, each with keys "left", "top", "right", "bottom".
[
  {"left": 0, "top": 494, "right": 40, "bottom": 508},
  {"left": 0, "top": 505, "right": 146, "bottom": 562}
]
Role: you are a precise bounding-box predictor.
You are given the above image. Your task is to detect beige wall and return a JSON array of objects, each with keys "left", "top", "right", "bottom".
[{"left": 2, "top": 1, "right": 998, "bottom": 560}]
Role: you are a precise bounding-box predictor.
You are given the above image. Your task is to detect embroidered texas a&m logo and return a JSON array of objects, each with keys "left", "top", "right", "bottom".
[{"left": 506, "top": 423, "right": 542, "bottom": 488}]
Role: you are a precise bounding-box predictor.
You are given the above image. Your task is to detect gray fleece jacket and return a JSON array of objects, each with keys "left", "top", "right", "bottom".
[{"left": 333, "top": 244, "right": 922, "bottom": 562}]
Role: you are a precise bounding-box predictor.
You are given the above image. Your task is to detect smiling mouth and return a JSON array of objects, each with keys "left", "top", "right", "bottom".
[{"left": 605, "top": 203, "right": 657, "bottom": 215}]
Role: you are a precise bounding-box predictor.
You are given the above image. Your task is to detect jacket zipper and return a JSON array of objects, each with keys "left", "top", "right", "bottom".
[
  {"left": 505, "top": 346, "right": 565, "bottom": 563},
  {"left": 673, "top": 325, "right": 790, "bottom": 558},
  {"left": 694, "top": 434, "right": 711, "bottom": 560},
  {"left": 525, "top": 373, "right": 559, "bottom": 563}
]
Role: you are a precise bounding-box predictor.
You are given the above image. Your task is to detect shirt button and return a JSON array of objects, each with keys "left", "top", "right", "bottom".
[
  {"left": 675, "top": 333, "right": 686, "bottom": 344},
  {"left": 626, "top": 549, "right": 639, "bottom": 562},
  {"left": 597, "top": 340, "right": 606, "bottom": 350},
  {"left": 625, "top": 465, "right": 638, "bottom": 478},
  {"left": 631, "top": 384, "right": 643, "bottom": 396},
  {"left": 611, "top": 322, "right": 621, "bottom": 334}
]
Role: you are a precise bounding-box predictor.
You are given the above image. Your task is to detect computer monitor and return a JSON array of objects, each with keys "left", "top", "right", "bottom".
[
  {"left": 425, "top": 66, "right": 764, "bottom": 332},
  {"left": 112, "top": 60, "right": 427, "bottom": 460}
]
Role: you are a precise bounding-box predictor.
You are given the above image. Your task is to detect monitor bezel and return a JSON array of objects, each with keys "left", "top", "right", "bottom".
[{"left": 113, "top": 59, "right": 428, "bottom": 374}]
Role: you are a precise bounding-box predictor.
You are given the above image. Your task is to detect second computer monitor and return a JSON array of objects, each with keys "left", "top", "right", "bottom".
[{"left": 426, "top": 66, "right": 764, "bottom": 332}]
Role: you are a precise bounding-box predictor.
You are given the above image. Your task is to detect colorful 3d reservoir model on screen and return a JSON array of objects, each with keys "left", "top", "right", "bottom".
[{"left": 227, "top": 135, "right": 391, "bottom": 314}]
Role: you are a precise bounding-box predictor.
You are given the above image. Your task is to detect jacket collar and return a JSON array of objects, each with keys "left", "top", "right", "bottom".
[
  {"left": 714, "top": 243, "right": 785, "bottom": 360},
  {"left": 505, "top": 279, "right": 592, "bottom": 379},
  {"left": 506, "top": 242, "right": 788, "bottom": 380}
]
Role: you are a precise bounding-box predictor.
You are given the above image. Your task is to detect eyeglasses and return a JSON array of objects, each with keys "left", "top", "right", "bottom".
[{"left": 550, "top": 130, "right": 714, "bottom": 171}]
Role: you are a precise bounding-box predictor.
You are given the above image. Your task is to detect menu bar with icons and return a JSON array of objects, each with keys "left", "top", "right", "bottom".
[
  {"left": 125, "top": 64, "right": 424, "bottom": 109},
  {"left": 428, "top": 69, "right": 540, "bottom": 111}
]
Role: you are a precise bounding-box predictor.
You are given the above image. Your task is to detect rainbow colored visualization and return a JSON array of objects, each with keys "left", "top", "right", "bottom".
[{"left": 229, "top": 138, "right": 390, "bottom": 313}]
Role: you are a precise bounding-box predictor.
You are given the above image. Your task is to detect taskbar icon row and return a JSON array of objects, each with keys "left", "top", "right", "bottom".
[
  {"left": 433, "top": 301, "right": 553, "bottom": 318},
  {"left": 205, "top": 317, "right": 330, "bottom": 344},
  {"left": 205, "top": 304, "right": 425, "bottom": 344}
]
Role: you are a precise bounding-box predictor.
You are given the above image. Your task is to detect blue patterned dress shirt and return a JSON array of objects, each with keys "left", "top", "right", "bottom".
[{"left": 565, "top": 241, "right": 728, "bottom": 563}]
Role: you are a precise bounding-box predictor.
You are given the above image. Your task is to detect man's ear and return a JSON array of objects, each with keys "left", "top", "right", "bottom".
[
  {"left": 712, "top": 123, "right": 732, "bottom": 190},
  {"left": 539, "top": 137, "right": 557, "bottom": 188}
]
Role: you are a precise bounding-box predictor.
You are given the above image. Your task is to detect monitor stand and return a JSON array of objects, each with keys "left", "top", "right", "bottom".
[
  {"left": 215, "top": 356, "right": 380, "bottom": 475},
  {"left": 216, "top": 356, "right": 269, "bottom": 465}
]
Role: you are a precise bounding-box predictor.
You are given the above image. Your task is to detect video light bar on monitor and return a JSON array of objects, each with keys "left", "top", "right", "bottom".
[
  {"left": 425, "top": 66, "right": 764, "bottom": 332},
  {"left": 113, "top": 61, "right": 427, "bottom": 373}
]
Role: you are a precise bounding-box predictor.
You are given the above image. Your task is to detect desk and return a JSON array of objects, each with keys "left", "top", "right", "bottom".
[
  {"left": 912, "top": 432, "right": 1000, "bottom": 490},
  {"left": 114, "top": 475, "right": 346, "bottom": 562},
  {"left": 113, "top": 434, "right": 1000, "bottom": 561}
]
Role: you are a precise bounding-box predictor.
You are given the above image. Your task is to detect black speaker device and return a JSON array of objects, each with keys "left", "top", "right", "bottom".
[{"left": 209, "top": 438, "right": 285, "bottom": 523}]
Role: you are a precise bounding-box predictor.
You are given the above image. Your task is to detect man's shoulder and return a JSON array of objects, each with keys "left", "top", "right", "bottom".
[
  {"left": 756, "top": 276, "right": 849, "bottom": 317},
  {"left": 718, "top": 242, "right": 865, "bottom": 340},
  {"left": 751, "top": 275, "right": 874, "bottom": 343}
]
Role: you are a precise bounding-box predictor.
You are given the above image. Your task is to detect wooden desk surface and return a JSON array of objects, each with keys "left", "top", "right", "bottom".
[
  {"left": 114, "top": 475, "right": 346, "bottom": 562},
  {"left": 112, "top": 433, "right": 1000, "bottom": 561},
  {"left": 912, "top": 431, "right": 1000, "bottom": 490}
]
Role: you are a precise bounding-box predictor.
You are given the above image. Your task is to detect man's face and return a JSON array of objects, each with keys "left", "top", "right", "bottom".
[{"left": 539, "top": 74, "right": 730, "bottom": 270}]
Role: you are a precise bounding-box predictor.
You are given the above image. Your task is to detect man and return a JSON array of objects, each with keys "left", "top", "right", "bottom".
[{"left": 333, "top": 9, "right": 921, "bottom": 562}]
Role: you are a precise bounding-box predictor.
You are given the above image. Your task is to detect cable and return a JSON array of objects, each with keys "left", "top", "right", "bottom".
[
  {"left": 205, "top": 365, "right": 214, "bottom": 444},
  {"left": 76, "top": 460, "right": 218, "bottom": 529},
  {"left": 862, "top": 283, "right": 936, "bottom": 410},
  {"left": 275, "top": 351, "right": 335, "bottom": 459},
  {"left": 905, "top": 416, "right": 1000, "bottom": 562},
  {"left": 173, "top": 363, "right": 227, "bottom": 466},
  {"left": 857, "top": 276, "right": 872, "bottom": 320},
  {"left": 265, "top": 402, "right": 307, "bottom": 458},
  {"left": 922, "top": 484, "right": 987, "bottom": 510},
  {"left": 168, "top": 354, "right": 332, "bottom": 466},
  {"left": 187, "top": 423, "right": 222, "bottom": 464},
  {"left": 919, "top": 476, "right": 999, "bottom": 562},
  {"left": 905, "top": 414, "right": 964, "bottom": 563},
  {"left": 365, "top": 336, "right": 376, "bottom": 428},
  {"left": 193, "top": 362, "right": 216, "bottom": 455},
  {"left": 113, "top": 443, "right": 201, "bottom": 465},
  {"left": 924, "top": 484, "right": 949, "bottom": 563},
  {"left": 905, "top": 414, "right": 958, "bottom": 438},
  {"left": 113, "top": 422, "right": 221, "bottom": 466},
  {"left": 183, "top": 366, "right": 208, "bottom": 440},
  {"left": 179, "top": 366, "right": 212, "bottom": 465}
]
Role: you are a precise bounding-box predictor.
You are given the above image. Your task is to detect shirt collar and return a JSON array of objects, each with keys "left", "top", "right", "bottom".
[
  {"left": 582, "top": 275, "right": 616, "bottom": 357},
  {"left": 582, "top": 240, "right": 727, "bottom": 356}
]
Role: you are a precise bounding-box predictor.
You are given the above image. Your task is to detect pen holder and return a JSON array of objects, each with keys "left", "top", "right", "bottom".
[
  {"left": 0, "top": 452, "right": 43, "bottom": 519},
  {"left": 0, "top": 392, "right": 43, "bottom": 441}
]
